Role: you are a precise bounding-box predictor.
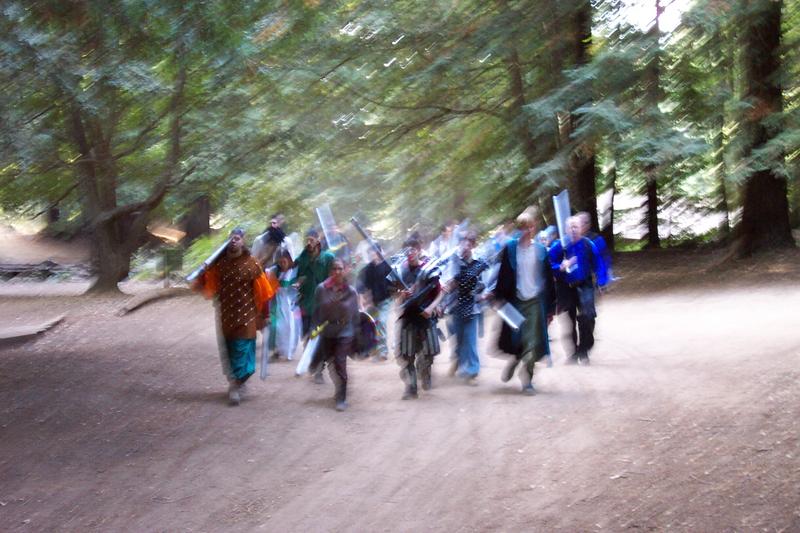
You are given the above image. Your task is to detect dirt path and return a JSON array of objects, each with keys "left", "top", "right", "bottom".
[
  {"left": 0, "top": 225, "right": 90, "bottom": 265},
  {"left": 1, "top": 252, "right": 799, "bottom": 531}
]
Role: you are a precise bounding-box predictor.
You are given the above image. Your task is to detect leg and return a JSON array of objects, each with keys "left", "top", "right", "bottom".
[
  {"left": 374, "top": 300, "right": 391, "bottom": 360},
  {"left": 501, "top": 356, "right": 520, "bottom": 383},
  {"left": 329, "top": 337, "right": 351, "bottom": 410},
  {"left": 456, "top": 314, "right": 480, "bottom": 379},
  {"left": 518, "top": 351, "right": 536, "bottom": 395},
  {"left": 227, "top": 338, "right": 257, "bottom": 383},
  {"left": 397, "top": 321, "right": 419, "bottom": 398},
  {"left": 417, "top": 352, "right": 433, "bottom": 391},
  {"left": 226, "top": 338, "right": 257, "bottom": 405},
  {"left": 566, "top": 304, "right": 579, "bottom": 363},
  {"left": 577, "top": 316, "right": 595, "bottom": 363},
  {"left": 309, "top": 335, "right": 327, "bottom": 384},
  {"left": 576, "top": 284, "right": 597, "bottom": 363},
  {"left": 451, "top": 315, "right": 464, "bottom": 376},
  {"left": 399, "top": 354, "right": 418, "bottom": 399},
  {"left": 517, "top": 298, "right": 544, "bottom": 393}
]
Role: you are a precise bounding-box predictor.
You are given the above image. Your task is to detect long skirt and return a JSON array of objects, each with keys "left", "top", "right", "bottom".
[
  {"left": 518, "top": 297, "right": 548, "bottom": 361},
  {"left": 269, "top": 287, "right": 302, "bottom": 360},
  {"left": 225, "top": 338, "right": 256, "bottom": 382}
]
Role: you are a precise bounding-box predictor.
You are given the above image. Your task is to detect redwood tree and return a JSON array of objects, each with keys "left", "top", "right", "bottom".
[{"left": 738, "top": 0, "right": 794, "bottom": 254}]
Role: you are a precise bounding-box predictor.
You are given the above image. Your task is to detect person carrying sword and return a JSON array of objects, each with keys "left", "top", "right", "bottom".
[
  {"left": 393, "top": 236, "right": 445, "bottom": 400},
  {"left": 192, "top": 228, "right": 276, "bottom": 405}
]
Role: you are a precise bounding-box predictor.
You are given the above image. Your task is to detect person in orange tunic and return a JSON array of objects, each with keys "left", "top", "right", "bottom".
[{"left": 193, "top": 228, "right": 276, "bottom": 405}]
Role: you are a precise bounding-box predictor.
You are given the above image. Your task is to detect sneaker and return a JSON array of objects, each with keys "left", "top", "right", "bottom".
[
  {"left": 238, "top": 382, "right": 248, "bottom": 398},
  {"left": 521, "top": 384, "right": 536, "bottom": 396},
  {"left": 465, "top": 376, "right": 479, "bottom": 387},
  {"left": 501, "top": 359, "right": 519, "bottom": 383},
  {"left": 421, "top": 375, "right": 432, "bottom": 391},
  {"left": 313, "top": 372, "right": 325, "bottom": 385},
  {"left": 228, "top": 384, "right": 241, "bottom": 405},
  {"left": 448, "top": 360, "right": 459, "bottom": 377},
  {"left": 335, "top": 401, "right": 349, "bottom": 412},
  {"left": 565, "top": 354, "right": 579, "bottom": 365},
  {"left": 402, "top": 388, "right": 419, "bottom": 400}
]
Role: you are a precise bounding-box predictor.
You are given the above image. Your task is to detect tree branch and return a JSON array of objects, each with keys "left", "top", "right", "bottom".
[
  {"left": 326, "top": 74, "right": 505, "bottom": 118},
  {"left": 93, "top": 48, "right": 188, "bottom": 232},
  {"left": 316, "top": 56, "right": 356, "bottom": 83},
  {"left": 112, "top": 106, "right": 172, "bottom": 161},
  {"left": 28, "top": 183, "right": 79, "bottom": 219},
  {"left": 371, "top": 111, "right": 452, "bottom": 146},
  {"left": 92, "top": 163, "right": 197, "bottom": 228},
  {"left": 282, "top": 62, "right": 505, "bottom": 119}
]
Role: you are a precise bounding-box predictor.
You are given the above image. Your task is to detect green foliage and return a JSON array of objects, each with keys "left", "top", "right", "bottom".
[{"left": 2, "top": 0, "right": 799, "bottom": 274}]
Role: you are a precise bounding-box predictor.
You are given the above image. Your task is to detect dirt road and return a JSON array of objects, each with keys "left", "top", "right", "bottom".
[{"left": 1, "top": 252, "right": 799, "bottom": 531}]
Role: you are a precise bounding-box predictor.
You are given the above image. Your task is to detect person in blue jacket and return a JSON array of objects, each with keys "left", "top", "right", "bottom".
[{"left": 548, "top": 213, "right": 608, "bottom": 365}]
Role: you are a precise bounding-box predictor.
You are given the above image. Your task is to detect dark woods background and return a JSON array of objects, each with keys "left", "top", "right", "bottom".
[{"left": 1, "top": 0, "right": 798, "bottom": 291}]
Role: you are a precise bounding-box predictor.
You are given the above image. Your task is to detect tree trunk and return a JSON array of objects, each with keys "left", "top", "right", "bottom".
[
  {"left": 88, "top": 224, "right": 133, "bottom": 293},
  {"left": 66, "top": 106, "right": 123, "bottom": 293},
  {"left": 567, "top": 0, "right": 598, "bottom": 231},
  {"left": 181, "top": 195, "right": 212, "bottom": 243},
  {"left": 713, "top": 116, "right": 730, "bottom": 238},
  {"left": 601, "top": 162, "right": 617, "bottom": 251},
  {"left": 499, "top": 0, "right": 560, "bottom": 213},
  {"left": 642, "top": 0, "right": 663, "bottom": 249},
  {"left": 645, "top": 175, "right": 660, "bottom": 248},
  {"left": 738, "top": 0, "right": 793, "bottom": 255},
  {"left": 505, "top": 46, "right": 537, "bottom": 168}
]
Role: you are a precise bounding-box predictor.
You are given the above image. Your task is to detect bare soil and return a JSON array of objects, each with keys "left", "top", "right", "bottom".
[
  {"left": 0, "top": 225, "right": 90, "bottom": 265},
  {"left": 1, "top": 247, "right": 799, "bottom": 532}
]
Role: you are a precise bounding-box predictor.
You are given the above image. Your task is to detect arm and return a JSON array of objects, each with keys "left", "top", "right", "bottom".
[
  {"left": 586, "top": 238, "right": 609, "bottom": 287},
  {"left": 542, "top": 254, "right": 557, "bottom": 317},
  {"left": 491, "top": 246, "right": 511, "bottom": 302},
  {"left": 192, "top": 264, "right": 219, "bottom": 299},
  {"left": 311, "top": 284, "right": 324, "bottom": 330},
  {"left": 548, "top": 240, "right": 563, "bottom": 272},
  {"left": 253, "top": 267, "right": 278, "bottom": 315},
  {"left": 293, "top": 252, "right": 307, "bottom": 288},
  {"left": 476, "top": 261, "right": 493, "bottom": 302},
  {"left": 422, "top": 283, "right": 445, "bottom": 318}
]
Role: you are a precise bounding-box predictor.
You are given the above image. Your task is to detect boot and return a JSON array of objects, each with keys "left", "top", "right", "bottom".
[
  {"left": 519, "top": 357, "right": 536, "bottom": 395},
  {"left": 402, "top": 364, "right": 418, "bottom": 399},
  {"left": 228, "top": 382, "right": 241, "bottom": 406},
  {"left": 418, "top": 357, "right": 432, "bottom": 390},
  {"left": 335, "top": 383, "right": 348, "bottom": 411},
  {"left": 501, "top": 358, "right": 519, "bottom": 382}
]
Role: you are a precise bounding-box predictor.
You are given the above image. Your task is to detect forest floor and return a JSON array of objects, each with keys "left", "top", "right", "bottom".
[{"left": 1, "top": 234, "right": 799, "bottom": 532}]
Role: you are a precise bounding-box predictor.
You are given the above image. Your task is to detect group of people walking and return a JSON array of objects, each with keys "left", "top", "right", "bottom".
[{"left": 192, "top": 206, "right": 610, "bottom": 411}]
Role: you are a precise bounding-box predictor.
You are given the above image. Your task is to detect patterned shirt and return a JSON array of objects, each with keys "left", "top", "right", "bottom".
[
  {"left": 214, "top": 253, "right": 264, "bottom": 339},
  {"left": 451, "top": 256, "right": 488, "bottom": 318}
]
